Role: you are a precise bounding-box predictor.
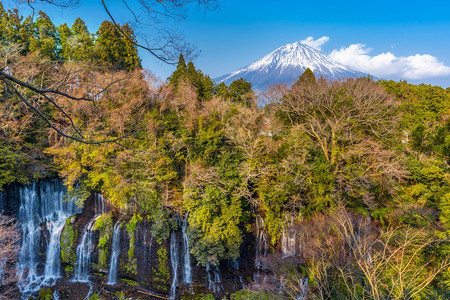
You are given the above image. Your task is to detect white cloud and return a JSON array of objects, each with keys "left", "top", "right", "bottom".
[
  {"left": 328, "top": 43, "right": 450, "bottom": 80},
  {"left": 301, "top": 36, "right": 330, "bottom": 51}
]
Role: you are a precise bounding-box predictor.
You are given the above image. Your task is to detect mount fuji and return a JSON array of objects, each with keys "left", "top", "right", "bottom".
[{"left": 215, "top": 41, "right": 366, "bottom": 90}]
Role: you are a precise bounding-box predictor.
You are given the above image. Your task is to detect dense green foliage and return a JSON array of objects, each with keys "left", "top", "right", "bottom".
[
  {"left": 0, "top": 3, "right": 140, "bottom": 69},
  {"left": 0, "top": 4, "right": 449, "bottom": 298},
  {"left": 0, "top": 145, "right": 28, "bottom": 189}
]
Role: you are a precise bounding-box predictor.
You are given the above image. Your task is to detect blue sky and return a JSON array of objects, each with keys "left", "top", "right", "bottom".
[{"left": 5, "top": 0, "right": 450, "bottom": 87}]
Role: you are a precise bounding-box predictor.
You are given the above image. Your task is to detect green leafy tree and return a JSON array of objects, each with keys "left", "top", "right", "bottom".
[{"left": 217, "top": 78, "right": 254, "bottom": 106}]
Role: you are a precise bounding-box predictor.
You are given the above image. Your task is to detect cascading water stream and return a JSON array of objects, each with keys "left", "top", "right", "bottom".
[
  {"left": 181, "top": 213, "right": 192, "bottom": 284},
  {"left": 229, "top": 260, "right": 244, "bottom": 291},
  {"left": 73, "top": 218, "right": 97, "bottom": 282},
  {"left": 206, "top": 264, "right": 214, "bottom": 292},
  {"left": 214, "top": 267, "right": 222, "bottom": 292},
  {"left": 43, "top": 212, "right": 67, "bottom": 284},
  {"left": 0, "top": 189, "right": 4, "bottom": 211},
  {"left": 281, "top": 226, "right": 297, "bottom": 258},
  {"left": 17, "top": 183, "right": 40, "bottom": 291},
  {"left": 106, "top": 221, "right": 121, "bottom": 285},
  {"left": 169, "top": 232, "right": 179, "bottom": 299},
  {"left": 239, "top": 275, "right": 245, "bottom": 290},
  {"left": 296, "top": 277, "right": 309, "bottom": 300},
  {"left": 16, "top": 179, "right": 79, "bottom": 295},
  {"left": 253, "top": 215, "right": 269, "bottom": 283},
  {"left": 94, "top": 193, "right": 106, "bottom": 215},
  {"left": 52, "top": 290, "right": 60, "bottom": 300},
  {"left": 255, "top": 216, "right": 269, "bottom": 264},
  {"left": 73, "top": 193, "right": 109, "bottom": 283},
  {"left": 206, "top": 263, "right": 223, "bottom": 293}
]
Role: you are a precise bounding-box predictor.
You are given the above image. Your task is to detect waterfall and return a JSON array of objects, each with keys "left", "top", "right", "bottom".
[
  {"left": 231, "top": 260, "right": 243, "bottom": 291},
  {"left": 106, "top": 221, "right": 121, "bottom": 285},
  {"left": 94, "top": 193, "right": 106, "bottom": 215},
  {"left": 147, "top": 235, "right": 153, "bottom": 262},
  {"left": 254, "top": 215, "right": 269, "bottom": 283},
  {"left": 181, "top": 213, "right": 192, "bottom": 284},
  {"left": 229, "top": 259, "right": 239, "bottom": 270},
  {"left": 73, "top": 218, "right": 97, "bottom": 282},
  {"left": 281, "top": 226, "right": 296, "bottom": 257},
  {"left": 52, "top": 290, "right": 60, "bottom": 300},
  {"left": 234, "top": 275, "right": 245, "bottom": 291},
  {"left": 43, "top": 212, "right": 66, "bottom": 284},
  {"left": 206, "top": 264, "right": 214, "bottom": 292},
  {"left": 255, "top": 215, "right": 269, "bottom": 263},
  {"left": 73, "top": 193, "right": 110, "bottom": 283},
  {"left": 16, "top": 179, "right": 79, "bottom": 294},
  {"left": 17, "top": 183, "right": 40, "bottom": 292},
  {"left": 206, "top": 263, "right": 223, "bottom": 293},
  {"left": 169, "top": 232, "right": 179, "bottom": 299},
  {"left": 0, "top": 262, "right": 4, "bottom": 286},
  {"left": 296, "top": 278, "right": 309, "bottom": 300},
  {"left": 239, "top": 275, "right": 245, "bottom": 290},
  {"left": 143, "top": 227, "right": 148, "bottom": 261},
  {"left": 0, "top": 189, "right": 4, "bottom": 211}
]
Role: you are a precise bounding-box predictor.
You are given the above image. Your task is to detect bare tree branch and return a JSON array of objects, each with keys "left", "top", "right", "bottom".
[
  {"left": 0, "top": 70, "right": 94, "bottom": 102},
  {"left": 1, "top": 75, "right": 132, "bottom": 144}
]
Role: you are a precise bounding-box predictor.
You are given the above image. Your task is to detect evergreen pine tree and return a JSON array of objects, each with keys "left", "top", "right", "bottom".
[
  {"left": 168, "top": 53, "right": 187, "bottom": 91},
  {"left": 29, "top": 11, "right": 60, "bottom": 59},
  {"left": 295, "top": 67, "right": 316, "bottom": 85},
  {"left": 95, "top": 20, "right": 141, "bottom": 71},
  {"left": 168, "top": 55, "right": 214, "bottom": 101},
  {"left": 228, "top": 78, "right": 253, "bottom": 106},
  {"left": 66, "top": 18, "right": 94, "bottom": 62}
]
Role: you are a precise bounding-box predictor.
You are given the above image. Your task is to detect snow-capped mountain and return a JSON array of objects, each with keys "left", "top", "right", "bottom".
[{"left": 215, "top": 41, "right": 366, "bottom": 90}]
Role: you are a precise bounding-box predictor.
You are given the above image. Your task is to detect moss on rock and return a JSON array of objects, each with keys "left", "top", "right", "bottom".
[
  {"left": 152, "top": 246, "right": 170, "bottom": 291},
  {"left": 60, "top": 216, "right": 78, "bottom": 275},
  {"left": 124, "top": 213, "right": 142, "bottom": 275},
  {"left": 93, "top": 212, "right": 113, "bottom": 271}
]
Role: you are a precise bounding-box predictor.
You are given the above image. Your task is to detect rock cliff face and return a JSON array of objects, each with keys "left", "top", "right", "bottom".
[{"left": 2, "top": 179, "right": 265, "bottom": 299}]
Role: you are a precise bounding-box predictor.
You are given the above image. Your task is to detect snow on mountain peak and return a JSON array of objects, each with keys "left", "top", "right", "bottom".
[
  {"left": 216, "top": 41, "right": 366, "bottom": 90},
  {"left": 247, "top": 42, "right": 334, "bottom": 72}
]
